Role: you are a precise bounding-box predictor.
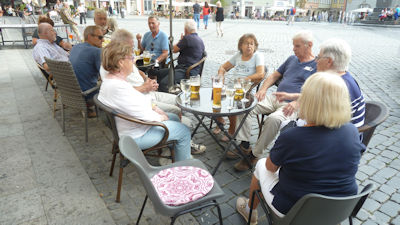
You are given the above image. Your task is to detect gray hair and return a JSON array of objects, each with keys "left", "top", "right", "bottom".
[
  {"left": 320, "top": 38, "right": 351, "bottom": 72},
  {"left": 94, "top": 9, "right": 107, "bottom": 17},
  {"left": 184, "top": 20, "right": 197, "bottom": 33},
  {"left": 148, "top": 15, "right": 159, "bottom": 21},
  {"left": 292, "top": 30, "right": 313, "bottom": 45},
  {"left": 216, "top": 1, "right": 221, "bottom": 7},
  {"left": 111, "top": 29, "right": 133, "bottom": 43}
]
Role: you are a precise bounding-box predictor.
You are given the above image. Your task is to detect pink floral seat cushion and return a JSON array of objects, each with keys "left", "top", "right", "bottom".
[{"left": 150, "top": 166, "right": 214, "bottom": 206}]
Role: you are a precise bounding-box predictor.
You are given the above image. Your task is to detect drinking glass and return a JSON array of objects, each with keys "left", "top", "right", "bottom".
[
  {"left": 212, "top": 76, "right": 223, "bottom": 109},
  {"left": 143, "top": 51, "right": 151, "bottom": 65},
  {"left": 190, "top": 75, "right": 201, "bottom": 95},
  {"left": 241, "top": 79, "right": 253, "bottom": 102},
  {"left": 234, "top": 78, "right": 244, "bottom": 101},
  {"left": 180, "top": 79, "right": 190, "bottom": 104},
  {"left": 134, "top": 47, "right": 141, "bottom": 56},
  {"left": 225, "top": 83, "right": 235, "bottom": 110}
]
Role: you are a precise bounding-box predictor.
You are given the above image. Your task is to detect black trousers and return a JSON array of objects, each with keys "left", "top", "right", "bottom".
[{"left": 79, "top": 13, "right": 86, "bottom": 24}]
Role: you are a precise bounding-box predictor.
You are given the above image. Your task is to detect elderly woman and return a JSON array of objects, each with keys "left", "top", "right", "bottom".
[
  {"left": 98, "top": 42, "right": 191, "bottom": 161},
  {"left": 235, "top": 72, "right": 365, "bottom": 224},
  {"left": 32, "top": 15, "right": 72, "bottom": 50},
  {"left": 215, "top": 33, "right": 265, "bottom": 141}
]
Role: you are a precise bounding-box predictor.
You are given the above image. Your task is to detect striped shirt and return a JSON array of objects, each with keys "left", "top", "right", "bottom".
[
  {"left": 32, "top": 39, "right": 69, "bottom": 65},
  {"left": 342, "top": 72, "right": 365, "bottom": 128}
]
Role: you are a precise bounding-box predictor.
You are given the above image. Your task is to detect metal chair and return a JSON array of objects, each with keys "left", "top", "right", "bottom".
[
  {"left": 44, "top": 57, "right": 99, "bottom": 142},
  {"left": 93, "top": 94, "right": 176, "bottom": 203},
  {"left": 119, "top": 135, "right": 225, "bottom": 225},
  {"left": 248, "top": 183, "right": 374, "bottom": 225},
  {"left": 36, "top": 62, "right": 58, "bottom": 117},
  {"left": 357, "top": 101, "right": 389, "bottom": 148}
]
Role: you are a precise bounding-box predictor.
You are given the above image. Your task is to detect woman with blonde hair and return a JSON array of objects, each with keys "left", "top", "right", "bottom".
[
  {"left": 235, "top": 72, "right": 365, "bottom": 224},
  {"left": 215, "top": 1, "right": 224, "bottom": 37},
  {"left": 98, "top": 42, "right": 191, "bottom": 162}
]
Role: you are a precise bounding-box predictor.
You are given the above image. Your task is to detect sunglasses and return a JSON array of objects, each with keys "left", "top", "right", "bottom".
[
  {"left": 92, "top": 34, "right": 104, "bottom": 40},
  {"left": 151, "top": 42, "right": 154, "bottom": 52}
]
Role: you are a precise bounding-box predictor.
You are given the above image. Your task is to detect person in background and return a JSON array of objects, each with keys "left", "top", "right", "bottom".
[
  {"left": 203, "top": 1, "right": 210, "bottom": 29},
  {"left": 108, "top": 4, "right": 113, "bottom": 17},
  {"left": 98, "top": 42, "right": 192, "bottom": 162},
  {"left": 193, "top": 0, "right": 201, "bottom": 29},
  {"left": 215, "top": 1, "right": 224, "bottom": 37},
  {"left": 32, "top": 15, "right": 72, "bottom": 51},
  {"left": 94, "top": 9, "right": 108, "bottom": 35},
  {"left": 69, "top": 25, "right": 104, "bottom": 117},
  {"left": 77, "top": 3, "right": 86, "bottom": 25},
  {"left": 54, "top": 0, "right": 63, "bottom": 12},
  {"left": 60, "top": 2, "right": 81, "bottom": 41},
  {"left": 235, "top": 72, "right": 364, "bottom": 224}
]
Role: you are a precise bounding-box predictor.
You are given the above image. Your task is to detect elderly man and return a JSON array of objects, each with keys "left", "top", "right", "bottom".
[
  {"left": 136, "top": 16, "right": 169, "bottom": 65},
  {"left": 233, "top": 31, "right": 317, "bottom": 171},
  {"left": 94, "top": 9, "right": 108, "bottom": 35},
  {"left": 33, "top": 23, "right": 69, "bottom": 73},
  {"left": 60, "top": 2, "right": 81, "bottom": 41},
  {"left": 69, "top": 26, "right": 103, "bottom": 117},
  {"left": 99, "top": 29, "right": 206, "bottom": 154},
  {"left": 275, "top": 38, "right": 365, "bottom": 128},
  {"left": 156, "top": 20, "right": 205, "bottom": 92}
]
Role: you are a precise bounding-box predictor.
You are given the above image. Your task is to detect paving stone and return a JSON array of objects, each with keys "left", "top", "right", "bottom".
[
  {"left": 226, "top": 175, "right": 252, "bottom": 195},
  {"left": 391, "top": 193, "right": 400, "bottom": 204},
  {"left": 196, "top": 210, "right": 220, "bottom": 225},
  {"left": 359, "top": 165, "right": 378, "bottom": 176},
  {"left": 356, "top": 208, "right": 372, "bottom": 221},
  {"left": 379, "top": 201, "right": 400, "bottom": 217},
  {"left": 368, "top": 159, "right": 387, "bottom": 170},
  {"left": 211, "top": 203, "right": 236, "bottom": 219},
  {"left": 371, "top": 210, "right": 391, "bottom": 224},
  {"left": 380, "top": 184, "right": 397, "bottom": 196},
  {"left": 370, "top": 190, "right": 390, "bottom": 203},
  {"left": 387, "top": 176, "right": 400, "bottom": 189},
  {"left": 363, "top": 198, "right": 381, "bottom": 212}
]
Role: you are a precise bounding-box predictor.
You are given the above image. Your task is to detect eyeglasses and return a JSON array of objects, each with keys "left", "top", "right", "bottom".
[
  {"left": 315, "top": 56, "right": 329, "bottom": 61},
  {"left": 92, "top": 34, "right": 104, "bottom": 40}
]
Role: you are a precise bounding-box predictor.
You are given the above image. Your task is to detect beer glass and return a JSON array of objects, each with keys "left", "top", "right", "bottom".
[
  {"left": 225, "top": 83, "right": 235, "bottom": 110},
  {"left": 134, "top": 47, "right": 141, "bottom": 56},
  {"left": 143, "top": 51, "right": 151, "bottom": 65},
  {"left": 212, "top": 76, "right": 223, "bottom": 109},
  {"left": 234, "top": 78, "right": 244, "bottom": 101},
  {"left": 241, "top": 79, "right": 253, "bottom": 102},
  {"left": 190, "top": 75, "right": 201, "bottom": 94},
  {"left": 180, "top": 79, "right": 191, "bottom": 104}
]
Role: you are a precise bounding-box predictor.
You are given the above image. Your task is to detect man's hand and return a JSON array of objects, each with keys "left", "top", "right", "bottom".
[
  {"left": 255, "top": 88, "right": 267, "bottom": 102},
  {"left": 153, "top": 106, "right": 168, "bottom": 121},
  {"left": 273, "top": 92, "right": 300, "bottom": 102},
  {"left": 282, "top": 101, "right": 298, "bottom": 117},
  {"left": 149, "top": 79, "right": 159, "bottom": 91},
  {"left": 136, "top": 33, "right": 142, "bottom": 41}
]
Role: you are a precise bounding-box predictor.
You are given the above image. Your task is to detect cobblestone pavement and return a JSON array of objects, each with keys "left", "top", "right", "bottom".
[{"left": 2, "top": 16, "right": 400, "bottom": 225}]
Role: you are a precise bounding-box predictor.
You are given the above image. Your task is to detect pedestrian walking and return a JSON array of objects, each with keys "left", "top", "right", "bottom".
[
  {"left": 78, "top": 3, "right": 86, "bottom": 24},
  {"left": 108, "top": 4, "right": 113, "bottom": 17},
  {"left": 215, "top": 1, "right": 224, "bottom": 37},
  {"left": 203, "top": 1, "right": 210, "bottom": 29},
  {"left": 287, "top": 7, "right": 295, "bottom": 25},
  {"left": 193, "top": 0, "right": 201, "bottom": 29}
]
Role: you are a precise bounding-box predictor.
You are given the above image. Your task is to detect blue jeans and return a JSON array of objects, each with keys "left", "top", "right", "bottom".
[
  {"left": 134, "top": 113, "right": 191, "bottom": 161},
  {"left": 203, "top": 15, "right": 209, "bottom": 27},
  {"left": 194, "top": 14, "right": 200, "bottom": 28}
]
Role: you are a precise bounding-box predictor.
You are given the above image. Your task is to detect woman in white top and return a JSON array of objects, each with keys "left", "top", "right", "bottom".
[
  {"left": 98, "top": 42, "right": 191, "bottom": 161},
  {"left": 216, "top": 34, "right": 265, "bottom": 142}
]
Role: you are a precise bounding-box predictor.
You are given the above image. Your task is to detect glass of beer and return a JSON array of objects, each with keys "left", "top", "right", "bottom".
[
  {"left": 180, "top": 79, "right": 191, "bottom": 104},
  {"left": 134, "top": 47, "right": 141, "bottom": 56},
  {"left": 143, "top": 51, "right": 151, "bottom": 65},
  {"left": 212, "top": 76, "right": 223, "bottom": 109},
  {"left": 234, "top": 78, "right": 244, "bottom": 101},
  {"left": 241, "top": 79, "right": 253, "bottom": 102},
  {"left": 190, "top": 75, "right": 201, "bottom": 95}
]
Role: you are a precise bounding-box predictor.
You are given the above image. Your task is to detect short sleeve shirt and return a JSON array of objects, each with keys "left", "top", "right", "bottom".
[
  {"left": 276, "top": 55, "right": 317, "bottom": 94},
  {"left": 228, "top": 51, "right": 264, "bottom": 78},
  {"left": 141, "top": 30, "right": 169, "bottom": 62},
  {"left": 269, "top": 123, "right": 364, "bottom": 214},
  {"left": 176, "top": 33, "right": 204, "bottom": 67},
  {"left": 32, "top": 39, "right": 69, "bottom": 65},
  {"left": 69, "top": 42, "right": 101, "bottom": 92},
  {"left": 341, "top": 72, "right": 365, "bottom": 128}
]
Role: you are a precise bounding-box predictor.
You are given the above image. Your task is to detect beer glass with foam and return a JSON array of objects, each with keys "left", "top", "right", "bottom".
[{"left": 212, "top": 76, "right": 223, "bottom": 109}]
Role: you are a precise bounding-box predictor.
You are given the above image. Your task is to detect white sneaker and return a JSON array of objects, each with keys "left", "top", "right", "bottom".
[
  {"left": 191, "top": 141, "right": 206, "bottom": 155},
  {"left": 236, "top": 197, "right": 258, "bottom": 225}
]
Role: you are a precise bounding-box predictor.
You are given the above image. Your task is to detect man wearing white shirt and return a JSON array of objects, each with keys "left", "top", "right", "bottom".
[{"left": 78, "top": 3, "right": 86, "bottom": 25}]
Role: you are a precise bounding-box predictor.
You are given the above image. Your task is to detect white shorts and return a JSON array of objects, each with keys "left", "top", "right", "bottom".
[{"left": 253, "top": 158, "right": 285, "bottom": 217}]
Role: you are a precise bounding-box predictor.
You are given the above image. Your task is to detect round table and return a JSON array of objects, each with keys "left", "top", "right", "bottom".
[{"left": 176, "top": 87, "right": 258, "bottom": 174}]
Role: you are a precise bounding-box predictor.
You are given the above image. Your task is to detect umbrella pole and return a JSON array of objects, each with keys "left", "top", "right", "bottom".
[{"left": 167, "top": 0, "right": 175, "bottom": 93}]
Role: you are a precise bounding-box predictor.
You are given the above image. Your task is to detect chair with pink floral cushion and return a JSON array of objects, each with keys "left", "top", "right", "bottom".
[{"left": 119, "top": 135, "right": 225, "bottom": 225}]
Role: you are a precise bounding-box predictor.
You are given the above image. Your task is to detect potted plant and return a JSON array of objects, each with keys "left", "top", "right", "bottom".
[{"left": 86, "top": 6, "right": 96, "bottom": 18}]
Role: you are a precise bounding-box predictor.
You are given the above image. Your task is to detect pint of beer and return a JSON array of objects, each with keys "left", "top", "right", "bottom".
[
  {"left": 234, "top": 82, "right": 244, "bottom": 101},
  {"left": 190, "top": 75, "right": 201, "bottom": 94},
  {"left": 134, "top": 48, "right": 141, "bottom": 56},
  {"left": 212, "top": 77, "right": 223, "bottom": 108},
  {"left": 143, "top": 51, "right": 151, "bottom": 65}
]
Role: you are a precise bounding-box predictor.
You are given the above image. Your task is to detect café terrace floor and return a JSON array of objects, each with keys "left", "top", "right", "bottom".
[{"left": 0, "top": 16, "right": 400, "bottom": 225}]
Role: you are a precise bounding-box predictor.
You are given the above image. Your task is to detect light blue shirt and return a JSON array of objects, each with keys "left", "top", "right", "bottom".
[
  {"left": 141, "top": 30, "right": 169, "bottom": 62},
  {"left": 32, "top": 39, "right": 69, "bottom": 65}
]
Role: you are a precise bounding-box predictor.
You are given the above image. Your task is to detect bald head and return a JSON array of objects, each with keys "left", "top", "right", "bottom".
[{"left": 38, "top": 23, "right": 56, "bottom": 43}]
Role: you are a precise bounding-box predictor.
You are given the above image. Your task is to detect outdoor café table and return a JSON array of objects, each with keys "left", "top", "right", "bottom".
[
  {"left": 176, "top": 87, "right": 257, "bottom": 175},
  {"left": 136, "top": 59, "right": 155, "bottom": 74}
]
